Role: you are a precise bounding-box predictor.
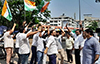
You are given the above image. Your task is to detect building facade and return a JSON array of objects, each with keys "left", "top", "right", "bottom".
[{"left": 49, "top": 15, "right": 77, "bottom": 29}]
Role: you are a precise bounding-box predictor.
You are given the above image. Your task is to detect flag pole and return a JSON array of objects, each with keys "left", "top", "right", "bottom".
[{"left": 24, "top": 10, "right": 26, "bottom": 21}]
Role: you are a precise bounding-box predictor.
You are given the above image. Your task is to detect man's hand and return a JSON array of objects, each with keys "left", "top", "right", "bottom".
[
  {"left": 14, "top": 23, "right": 16, "bottom": 27},
  {"left": 23, "top": 21, "right": 26, "bottom": 26},
  {"left": 29, "top": 21, "right": 32, "bottom": 25},
  {"left": 44, "top": 50, "right": 47, "bottom": 54},
  {"left": 65, "top": 23, "right": 68, "bottom": 28},
  {"left": 79, "top": 21, "right": 82, "bottom": 25}
]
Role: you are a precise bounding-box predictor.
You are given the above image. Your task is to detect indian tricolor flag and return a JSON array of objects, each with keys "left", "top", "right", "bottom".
[
  {"left": 41, "top": 2, "right": 50, "bottom": 13},
  {"left": 1, "top": 0, "right": 12, "bottom": 21},
  {"left": 24, "top": 0, "right": 37, "bottom": 11}
]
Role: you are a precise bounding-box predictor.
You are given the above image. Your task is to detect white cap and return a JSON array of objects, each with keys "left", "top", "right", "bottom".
[{"left": 4, "top": 29, "right": 6, "bottom": 32}]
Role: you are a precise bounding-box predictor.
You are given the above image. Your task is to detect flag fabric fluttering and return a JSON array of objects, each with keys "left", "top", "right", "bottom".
[
  {"left": 37, "top": 0, "right": 45, "bottom": 13},
  {"left": 41, "top": 2, "right": 50, "bottom": 13},
  {"left": 1, "top": 0, "right": 12, "bottom": 21},
  {"left": 24, "top": 0, "right": 37, "bottom": 11}
]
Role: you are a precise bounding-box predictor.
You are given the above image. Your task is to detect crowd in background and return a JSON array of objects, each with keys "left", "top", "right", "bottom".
[{"left": 0, "top": 21, "right": 100, "bottom": 64}]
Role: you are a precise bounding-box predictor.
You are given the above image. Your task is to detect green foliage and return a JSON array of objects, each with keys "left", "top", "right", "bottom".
[
  {"left": 86, "top": 21, "right": 98, "bottom": 31},
  {"left": 0, "top": 0, "right": 51, "bottom": 28}
]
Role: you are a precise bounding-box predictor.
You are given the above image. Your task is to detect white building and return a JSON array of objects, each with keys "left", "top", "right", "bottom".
[
  {"left": 49, "top": 14, "right": 77, "bottom": 29},
  {"left": 83, "top": 16, "right": 100, "bottom": 29}
]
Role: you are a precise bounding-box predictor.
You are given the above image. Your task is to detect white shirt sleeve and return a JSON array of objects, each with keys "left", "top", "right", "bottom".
[
  {"left": 15, "top": 36, "right": 19, "bottom": 48},
  {"left": 25, "top": 27, "right": 28, "bottom": 31},
  {"left": 71, "top": 38, "right": 74, "bottom": 44},
  {"left": 0, "top": 36, "right": 4, "bottom": 40},
  {"left": 70, "top": 32, "right": 76, "bottom": 38},
  {"left": 26, "top": 30, "right": 32, "bottom": 34},
  {"left": 11, "top": 35, "right": 13, "bottom": 38},
  {"left": 6, "top": 32, "right": 10, "bottom": 37},
  {"left": 46, "top": 38, "right": 53, "bottom": 48}
]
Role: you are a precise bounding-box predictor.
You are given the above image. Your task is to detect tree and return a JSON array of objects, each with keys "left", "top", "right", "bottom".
[
  {"left": 0, "top": 0, "right": 51, "bottom": 28},
  {"left": 86, "top": 21, "right": 98, "bottom": 31}
]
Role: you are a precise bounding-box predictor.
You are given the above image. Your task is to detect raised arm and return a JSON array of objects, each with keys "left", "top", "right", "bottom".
[
  {"left": 47, "top": 26, "right": 50, "bottom": 35},
  {"left": 65, "top": 23, "right": 71, "bottom": 33},
  {"left": 26, "top": 21, "right": 32, "bottom": 28},
  {"left": 23, "top": 21, "right": 32, "bottom": 33},
  {"left": 9, "top": 23, "right": 16, "bottom": 35},
  {"left": 79, "top": 21, "right": 84, "bottom": 31},
  {"left": 60, "top": 27, "right": 65, "bottom": 36},
  {"left": 26, "top": 28, "right": 41, "bottom": 38}
]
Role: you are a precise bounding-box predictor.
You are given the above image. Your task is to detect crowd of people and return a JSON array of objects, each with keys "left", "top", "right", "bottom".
[{"left": 0, "top": 21, "right": 100, "bottom": 64}]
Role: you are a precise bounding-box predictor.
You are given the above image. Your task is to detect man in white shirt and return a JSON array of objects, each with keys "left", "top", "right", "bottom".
[
  {"left": 55, "top": 28, "right": 65, "bottom": 64},
  {"left": 66, "top": 23, "right": 83, "bottom": 64},
  {"left": 4, "top": 23, "right": 16, "bottom": 64},
  {"left": 79, "top": 31, "right": 86, "bottom": 64},
  {"left": 36, "top": 31, "right": 44, "bottom": 64},
  {"left": 65, "top": 32, "right": 74, "bottom": 63},
  {"left": 44, "top": 30, "right": 58, "bottom": 64},
  {"left": 15, "top": 32, "right": 21, "bottom": 64},
  {"left": 18, "top": 26, "right": 41, "bottom": 64},
  {"left": 30, "top": 32, "right": 38, "bottom": 64}
]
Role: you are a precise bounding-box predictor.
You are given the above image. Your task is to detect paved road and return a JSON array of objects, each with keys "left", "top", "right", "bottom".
[{"left": 0, "top": 52, "right": 75, "bottom": 64}]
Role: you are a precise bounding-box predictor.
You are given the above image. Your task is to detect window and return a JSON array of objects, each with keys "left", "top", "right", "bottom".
[
  {"left": 54, "top": 24, "right": 57, "bottom": 26},
  {"left": 50, "top": 21, "right": 53, "bottom": 23},
  {"left": 54, "top": 21, "right": 57, "bottom": 23},
  {"left": 59, "top": 18, "right": 61, "bottom": 19},
  {"left": 64, "top": 17, "right": 68, "bottom": 19},
  {"left": 50, "top": 24, "right": 53, "bottom": 26}
]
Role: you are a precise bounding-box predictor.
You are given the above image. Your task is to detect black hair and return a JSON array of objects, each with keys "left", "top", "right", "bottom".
[
  {"left": 37, "top": 24, "right": 41, "bottom": 28},
  {"left": 19, "top": 26, "right": 24, "bottom": 33},
  {"left": 85, "top": 29, "right": 94, "bottom": 36},
  {"left": 76, "top": 29, "right": 81, "bottom": 33},
  {"left": 56, "top": 31, "right": 61, "bottom": 34},
  {"left": 66, "top": 32, "right": 71, "bottom": 36},
  {"left": 7, "top": 27, "right": 11, "bottom": 31},
  {"left": 50, "top": 30, "right": 54, "bottom": 35}
]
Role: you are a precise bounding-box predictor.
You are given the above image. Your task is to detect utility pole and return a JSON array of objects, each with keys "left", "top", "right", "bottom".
[{"left": 79, "top": 0, "right": 81, "bottom": 22}]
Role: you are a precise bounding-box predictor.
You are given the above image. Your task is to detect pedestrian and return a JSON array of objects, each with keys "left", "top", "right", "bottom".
[
  {"left": 79, "top": 31, "right": 87, "bottom": 64},
  {"left": 4, "top": 23, "right": 16, "bottom": 64},
  {"left": 66, "top": 23, "right": 82, "bottom": 64},
  {"left": 83, "top": 29, "right": 100, "bottom": 64},
  {"left": 55, "top": 27, "right": 65, "bottom": 64},
  {"left": 30, "top": 32, "right": 38, "bottom": 64},
  {"left": 44, "top": 30, "right": 58, "bottom": 64},
  {"left": 36, "top": 31, "right": 44, "bottom": 64},
  {"left": 18, "top": 26, "right": 41, "bottom": 64},
  {"left": 15, "top": 32, "right": 21, "bottom": 64},
  {"left": 65, "top": 32, "right": 74, "bottom": 63}
]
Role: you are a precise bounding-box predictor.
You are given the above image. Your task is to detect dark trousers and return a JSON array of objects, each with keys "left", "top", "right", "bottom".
[
  {"left": 48, "top": 54, "right": 56, "bottom": 64},
  {"left": 75, "top": 49, "right": 80, "bottom": 64},
  {"left": 16, "top": 48, "right": 21, "bottom": 64},
  {"left": 30, "top": 46, "right": 37, "bottom": 64},
  {"left": 66, "top": 49, "right": 73, "bottom": 62}
]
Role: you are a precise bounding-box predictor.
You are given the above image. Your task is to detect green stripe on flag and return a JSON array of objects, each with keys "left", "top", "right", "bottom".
[
  {"left": 24, "top": 3, "right": 36, "bottom": 11},
  {"left": 6, "top": 14, "right": 12, "bottom": 21},
  {"left": 37, "top": 1, "right": 44, "bottom": 12}
]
